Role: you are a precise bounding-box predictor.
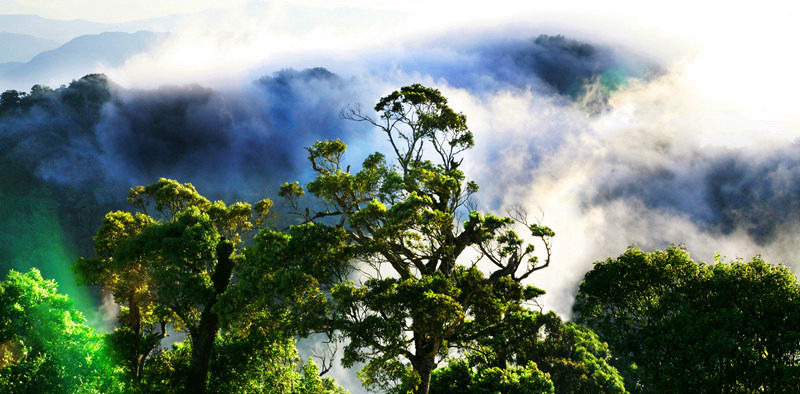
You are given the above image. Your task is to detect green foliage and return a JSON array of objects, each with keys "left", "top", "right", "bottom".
[
  {"left": 511, "top": 312, "right": 626, "bottom": 393},
  {"left": 297, "top": 358, "right": 349, "bottom": 394},
  {"left": 430, "top": 358, "right": 554, "bottom": 394},
  {"left": 0, "top": 269, "right": 125, "bottom": 393},
  {"left": 76, "top": 176, "right": 347, "bottom": 392},
  {"left": 574, "top": 246, "right": 800, "bottom": 393},
  {"left": 0, "top": 74, "right": 113, "bottom": 124},
  {"left": 223, "top": 222, "right": 354, "bottom": 339},
  {"left": 127, "top": 178, "right": 211, "bottom": 219},
  {"left": 268, "top": 84, "right": 556, "bottom": 394},
  {"left": 209, "top": 334, "right": 348, "bottom": 394},
  {"left": 116, "top": 206, "right": 221, "bottom": 329},
  {"left": 140, "top": 336, "right": 349, "bottom": 394},
  {"left": 74, "top": 178, "right": 288, "bottom": 391},
  {"left": 0, "top": 90, "right": 24, "bottom": 114},
  {"left": 139, "top": 340, "right": 192, "bottom": 393},
  {"left": 0, "top": 179, "right": 100, "bottom": 324},
  {"left": 431, "top": 309, "right": 625, "bottom": 394}
]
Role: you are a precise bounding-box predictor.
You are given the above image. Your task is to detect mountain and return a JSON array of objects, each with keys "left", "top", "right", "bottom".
[
  {"left": 0, "top": 5, "right": 399, "bottom": 44},
  {"left": 0, "top": 31, "right": 168, "bottom": 90},
  {"left": 0, "top": 14, "right": 110, "bottom": 43},
  {"left": 0, "top": 14, "right": 184, "bottom": 43},
  {"left": 0, "top": 32, "right": 60, "bottom": 63}
]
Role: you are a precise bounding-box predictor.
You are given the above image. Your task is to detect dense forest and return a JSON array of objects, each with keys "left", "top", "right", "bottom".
[{"left": 1, "top": 78, "right": 799, "bottom": 393}]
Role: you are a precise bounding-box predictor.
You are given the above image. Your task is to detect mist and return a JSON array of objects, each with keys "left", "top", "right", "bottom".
[
  {"left": 2, "top": 2, "right": 800, "bottom": 391},
  {"left": 4, "top": 19, "right": 800, "bottom": 315}
]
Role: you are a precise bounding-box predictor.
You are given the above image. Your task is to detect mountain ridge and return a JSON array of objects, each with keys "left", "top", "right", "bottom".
[
  {"left": 0, "top": 14, "right": 179, "bottom": 43},
  {"left": 0, "top": 32, "right": 60, "bottom": 63},
  {"left": 0, "top": 31, "right": 168, "bottom": 90}
]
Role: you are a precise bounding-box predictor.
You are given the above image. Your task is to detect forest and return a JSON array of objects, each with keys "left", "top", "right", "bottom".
[{"left": 1, "top": 77, "right": 799, "bottom": 394}]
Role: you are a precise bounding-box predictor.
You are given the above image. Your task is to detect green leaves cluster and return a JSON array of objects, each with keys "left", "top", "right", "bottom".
[
  {"left": 0, "top": 269, "right": 125, "bottom": 393},
  {"left": 226, "top": 222, "right": 353, "bottom": 339},
  {"left": 0, "top": 271, "right": 342, "bottom": 394},
  {"left": 431, "top": 309, "right": 626, "bottom": 394},
  {"left": 73, "top": 178, "right": 282, "bottom": 391},
  {"left": 574, "top": 246, "right": 800, "bottom": 392},
  {"left": 431, "top": 358, "right": 554, "bottom": 394}
]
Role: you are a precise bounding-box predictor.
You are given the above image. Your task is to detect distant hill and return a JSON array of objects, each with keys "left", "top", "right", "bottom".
[
  {"left": 0, "top": 14, "right": 179, "bottom": 44},
  {"left": 0, "top": 5, "right": 398, "bottom": 44},
  {"left": 0, "top": 31, "right": 168, "bottom": 90},
  {"left": 0, "top": 15, "right": 109, "bottom": 43},
  {"left": 0, "top": 32, "right": 60, "bottom": 63}
]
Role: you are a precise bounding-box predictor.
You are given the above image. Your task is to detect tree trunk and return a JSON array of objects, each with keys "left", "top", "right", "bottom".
[
  {"left": 130, "top": 291, "right": 141, "bottom": 333},
  {"left": 185, "top": 240, "right": 235, "bottom": 393},
  {"left": 412, "top": 334, "right": 441, "bottom": 394},
  {"left": 416, "top": 357, "right": 436, "bottom": 394},
  {"left": 186, "top": 315, "right": 218, "bottom": 393},
  {"left": 129, "top": 291, "right": 144, "bottom": 380}
]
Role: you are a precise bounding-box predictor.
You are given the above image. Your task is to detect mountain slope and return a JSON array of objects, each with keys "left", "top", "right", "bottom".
[
  {"left": 0, "top": 14, "right": 108, "bottom": 43},
  {"left": 0, "top": 31, "right": 168, "bottom": 90},
  {"left": 0, "top": 32, "right": 60, "bottom": 63}
]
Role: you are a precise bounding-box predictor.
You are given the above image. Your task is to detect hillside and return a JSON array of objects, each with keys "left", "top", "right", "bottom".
[
  {"left": 0, "top": 31, "right": 168, "bottom": 90},
  {"left": 0, "top": 32, "right": 60, "bottom": 63}
]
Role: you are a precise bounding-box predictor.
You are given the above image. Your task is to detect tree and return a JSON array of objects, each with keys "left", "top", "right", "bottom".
[
  {"left": 523, "top": 314, "right": 625, "bottom": 393},
  {"left": 74, "top": 210, "right": 157, "bottom": 381},
  {"left": 268, "top": 84, "right": 555, "bottom": 393},
  {"left": 140, "top": 333, "right": 348, "bottom": 393},
  {"left": 0, "top": 269, "right": 125, "bottom": 393},
  {"left": 429, "top": 310, "right": 626, "bottom": 393},
  {"left": 29, "top": 84, "right": 54, "bottom": 98},
  {"left": 74, "top": 178, "right": 273, "bottom": 392},
  {"left": 430, "top": 357, "right": 554, "bottom": 394},
  {"left": 573, "top": 246, "right": 800, "bottom": 392},
  {"left": 0, "top": 90, "right": 25, "bottom": 114},
  {"left": 208, "top": 335, "right": 348, "bottom": 394}
]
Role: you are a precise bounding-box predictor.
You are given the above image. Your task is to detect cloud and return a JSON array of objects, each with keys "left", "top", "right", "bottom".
[
  {"left": 460, "top": 61, "right": 800, "bottom": 317},
  {"left": 26, "top": 68, "right": 375, "bottom": 203}
]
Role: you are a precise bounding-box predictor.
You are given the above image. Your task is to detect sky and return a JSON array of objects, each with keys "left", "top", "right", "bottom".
[
  {"left": 3, "top": 0, "right": 739, "bottom": 25},
  {"left": 3, "top": 1, "right": 800, "bottom": 390}
]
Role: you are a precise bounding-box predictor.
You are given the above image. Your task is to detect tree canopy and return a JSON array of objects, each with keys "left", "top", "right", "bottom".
[
  {"left": 573, "top": 246, "right": 800, "bottom": 393},
  {"left": 430, "top": 309, "right": 626, "bottom": 394},
  {"left": 0, "top": 269, "right": 125, "bottom": 393},
  {"left": 73, "top": 178, "right": 274, "bottom": 391},
  {"left": 247, "top": 84, "right": 556, "bottom": 394}
]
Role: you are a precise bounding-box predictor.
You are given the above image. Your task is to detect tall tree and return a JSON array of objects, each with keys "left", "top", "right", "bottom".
[
  {"left": 573, "top": 246, "right": 800, "bottom": 392},
  {"left": 74, "top": 178, "right": 272, "bottom": 392},
  {"left": 266, "top": 84, "right": 555, "bottom": 393},
  {"left": 74, "top": 210, "right": 158, "bottom": 380}
]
